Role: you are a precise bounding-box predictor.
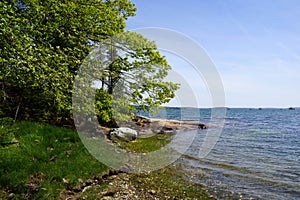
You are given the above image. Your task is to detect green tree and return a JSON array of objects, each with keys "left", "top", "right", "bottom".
[
  {"left": 75, "top": 31, "right": 179, "bottom": 126},
  {"left": 1, "top": 0, "right": 179, "bottom": 126},
  {"left": 0, "top": 0, "right": 136, "bottom": 123}
]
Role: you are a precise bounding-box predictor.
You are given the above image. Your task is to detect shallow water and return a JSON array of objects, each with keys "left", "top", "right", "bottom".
[{"left": 138, "top": 108, "right": 300, "bottom": 199}]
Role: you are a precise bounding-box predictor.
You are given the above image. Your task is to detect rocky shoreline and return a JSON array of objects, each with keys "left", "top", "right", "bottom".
[
  {"left": 100, "top": 115, "right": 209, "bottom": 142},
  {"left": 66, "top": 116, "right": 214, "bottom": 199},
  {"left": 60, "top": 168, "right": 214, "bottom": 200}
]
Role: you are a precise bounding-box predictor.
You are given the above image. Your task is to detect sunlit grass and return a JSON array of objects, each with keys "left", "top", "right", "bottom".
[
  {"left": 116, "top": 133, "right": 173, "bottom": 153},
  {"left": 0, "top": 121, "right": 108, "bottom": 199}
]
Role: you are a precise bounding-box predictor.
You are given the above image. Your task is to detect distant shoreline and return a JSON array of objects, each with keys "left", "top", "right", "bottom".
[{"left": 137, "top": 106, "right": 299, "bottom": 110}]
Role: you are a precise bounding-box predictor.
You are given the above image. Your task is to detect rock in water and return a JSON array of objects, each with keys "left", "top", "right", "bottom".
[{"left": 109, "top": 127, "right": 138, "bottom": 141}]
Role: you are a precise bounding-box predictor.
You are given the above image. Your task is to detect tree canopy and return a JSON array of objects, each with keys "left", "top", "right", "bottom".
[
  {"left": 0, "top": 0, "right": 179, "bottom": 126},
  {"left": 74, "top": 31, "right": 179, "bottom": 125}
]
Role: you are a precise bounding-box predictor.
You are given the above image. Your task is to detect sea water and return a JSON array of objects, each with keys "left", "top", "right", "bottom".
[{"left": 137, "top": 108, "right": 300, "bottom": 199}]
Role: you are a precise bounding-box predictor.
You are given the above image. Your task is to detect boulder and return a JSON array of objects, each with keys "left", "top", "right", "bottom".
[
  {"left": 198, "top": 123, "right": 207, "bottom": 129},
  {"left": 109, "top": 127, "right": 138, "bottom": 141},
  {"left": 159, "top": 126, "right": 175, "bottom": 134}
]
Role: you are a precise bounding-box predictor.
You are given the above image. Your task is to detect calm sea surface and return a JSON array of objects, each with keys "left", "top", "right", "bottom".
[{"left": 138, "top": 108, "right": 300, "bottom": 200}]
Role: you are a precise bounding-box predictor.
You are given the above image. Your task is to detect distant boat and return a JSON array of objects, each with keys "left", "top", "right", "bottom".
[
  {"left": 288, "top": 107, "right": 295, "bottom": 110},
  {"left": 258, "top": 108, "right": 262, "bottom": 110}
]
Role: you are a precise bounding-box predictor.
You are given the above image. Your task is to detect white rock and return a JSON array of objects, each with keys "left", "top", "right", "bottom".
[{"left": 109, "top": 127, "right": 138, "bottom": 141}]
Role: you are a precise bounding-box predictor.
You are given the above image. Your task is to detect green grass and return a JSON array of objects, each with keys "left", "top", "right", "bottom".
[
  {"left": 116, "top": 133, "right": 173, "bottom": 153},
  {"left": 0, "top": 121, "right": 108, "bottom": 199},
  {"left": 0, "top": 121, "right": 212, "bottom": 199}
]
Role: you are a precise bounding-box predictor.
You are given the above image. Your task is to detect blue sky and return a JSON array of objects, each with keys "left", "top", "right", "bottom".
[{"left": 126, "top": 0, "right": 300, "bottom": 108}]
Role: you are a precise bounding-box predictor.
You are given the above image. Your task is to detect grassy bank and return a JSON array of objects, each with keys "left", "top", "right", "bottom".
[
  {"left": 0, "top": 120, "right": 212, "bottom": 199},
  {"left": 0, "top": 121, "right": 108, "bottom": 199}
]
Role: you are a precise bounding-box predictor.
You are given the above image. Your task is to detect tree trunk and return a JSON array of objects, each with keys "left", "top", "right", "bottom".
[{"left": 14, "top": 96, "right": 22, "bottom": 122}]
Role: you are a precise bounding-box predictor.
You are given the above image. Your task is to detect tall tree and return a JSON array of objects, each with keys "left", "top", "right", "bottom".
[
  {"left": 75, "top": 31, "right": 180, "bottom": 125},
  {"left": 1, "top": 1, "right": 179, "bottom": 126},
  {"left": 0, "top": 0, "right": 136, "bottom": 123}
]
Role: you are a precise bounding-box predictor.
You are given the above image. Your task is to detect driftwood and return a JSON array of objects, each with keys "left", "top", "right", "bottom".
[
  {"left": 134, "top": 115, "right": 206, "bottom": 127},
  {"left": 132, "top": 115, "right": 208, "bottom": 136}
]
